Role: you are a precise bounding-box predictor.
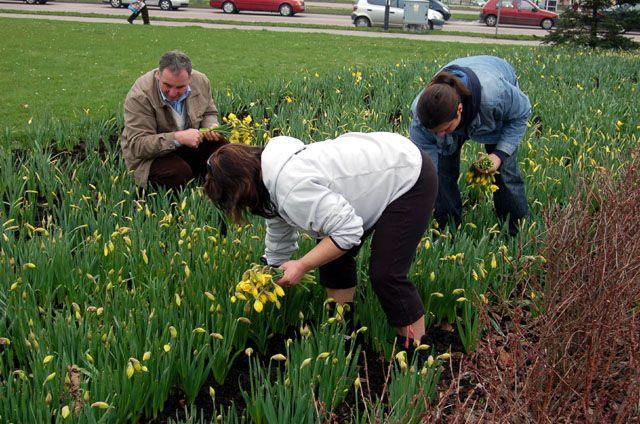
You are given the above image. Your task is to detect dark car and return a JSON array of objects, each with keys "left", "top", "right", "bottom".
[{"left": 429, "top": 0, "right": 451, "bottom": 20}]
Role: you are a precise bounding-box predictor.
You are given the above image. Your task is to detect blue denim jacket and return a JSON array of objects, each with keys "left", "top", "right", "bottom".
[{"left": 410, "top": 56, "right": 531, "bottom": 169}]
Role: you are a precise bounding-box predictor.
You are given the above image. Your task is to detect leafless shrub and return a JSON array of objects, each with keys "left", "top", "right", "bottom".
[{"left": 424, "top": 151, "right": 640, "bottom": 423}]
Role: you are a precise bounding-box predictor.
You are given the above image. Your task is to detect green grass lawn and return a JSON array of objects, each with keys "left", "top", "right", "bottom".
[{"left": 0, "top": 18, "right": 527, "bottom": 133}]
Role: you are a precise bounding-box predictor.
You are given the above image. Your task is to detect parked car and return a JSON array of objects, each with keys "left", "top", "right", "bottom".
[
  {"left": 351, "top": 0, "right": 445, "bottom": 29},
  {"left": 105, "top": 0, "right": 189, "bottom": 10},
  {"left": 24, "top": 0, "right": 48, "bottom": 4},
  {"left": 429, "top": 0, "right": 450, "bottom": 20},
  {"left": 209, "top": 0, "right": 305, "bottom": 16},
  {"left": 480, "top": 0, "right": 557, "bottom": 29}
]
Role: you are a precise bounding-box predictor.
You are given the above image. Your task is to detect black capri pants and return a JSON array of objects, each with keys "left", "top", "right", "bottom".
[{"left": 319, "top": 152, "right": 438, "bottom": 327}]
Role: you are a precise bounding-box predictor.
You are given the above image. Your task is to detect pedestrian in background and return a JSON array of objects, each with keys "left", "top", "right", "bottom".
[{"left": 127, "top": 0, "right": 150, "bottom": 24}]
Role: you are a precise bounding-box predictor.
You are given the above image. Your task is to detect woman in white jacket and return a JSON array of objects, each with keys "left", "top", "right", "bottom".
[{"left": 204, "top": 132, "right": 438, "bottom": 357}]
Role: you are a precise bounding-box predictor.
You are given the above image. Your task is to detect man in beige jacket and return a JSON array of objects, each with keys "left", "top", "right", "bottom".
[{"left": 121, "top": 50, "right": 224, "bottom": 189}]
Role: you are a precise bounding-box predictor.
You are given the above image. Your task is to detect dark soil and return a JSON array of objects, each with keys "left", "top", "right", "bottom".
[{"left": 146, "top": 324, "right": 466, "bottom": 423}]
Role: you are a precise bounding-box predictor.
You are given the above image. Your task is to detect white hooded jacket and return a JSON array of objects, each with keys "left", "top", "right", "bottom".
[{"left": 261, "top": 132, "right": 423, "bottom": 265}]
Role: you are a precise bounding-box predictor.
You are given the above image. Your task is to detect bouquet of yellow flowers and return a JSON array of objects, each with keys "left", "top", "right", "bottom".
[
  {"left": 200, "top": 113, "right": 262, "bottom": 145},
  {"left": 466, "top": 152, "right": 499, "bottom": 203},
  {"left": 231, "top": 264, "right": 315, "bottom": 314}
]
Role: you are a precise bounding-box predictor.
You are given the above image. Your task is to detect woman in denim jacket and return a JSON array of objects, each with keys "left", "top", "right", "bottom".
[{"left": 410, "top": 55, "right": 530, "bottom": 235}]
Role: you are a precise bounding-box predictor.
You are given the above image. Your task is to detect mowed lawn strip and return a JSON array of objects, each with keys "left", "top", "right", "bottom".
[{"left": 0, "top": 17, "right": 526, "bottom": 132}]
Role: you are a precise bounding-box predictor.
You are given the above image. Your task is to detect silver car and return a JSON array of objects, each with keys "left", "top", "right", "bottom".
[
  {"left": 105, "top": 0, "right": 189, "bottom": 10},
  {"left": 351, "top": 0, "right": 444, "bottom": 29}
]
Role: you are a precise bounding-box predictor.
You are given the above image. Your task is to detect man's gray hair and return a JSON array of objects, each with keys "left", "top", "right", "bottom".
[{"left": 158, "top": 50, "right": 193, "bottom": 75}]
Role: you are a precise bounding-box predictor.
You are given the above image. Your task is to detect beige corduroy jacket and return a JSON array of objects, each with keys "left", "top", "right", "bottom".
[{"left": 121, "top": 69, "right": 218, "bottom": 187}]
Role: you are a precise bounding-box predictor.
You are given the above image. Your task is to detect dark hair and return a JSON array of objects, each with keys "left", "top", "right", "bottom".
[
  {"left": 416, "top": 72, "right": 471, "bottom": 130},
  {"left": 203, "top": 144, "right": 277, "bottom": 223},
  {"left": 158, "top": 50, "right": 192, "bottom": 75}
]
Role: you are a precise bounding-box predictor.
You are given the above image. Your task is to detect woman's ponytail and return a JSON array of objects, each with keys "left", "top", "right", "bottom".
[{"left": 417, "top": 71, "right": 471, "bottom": 130}]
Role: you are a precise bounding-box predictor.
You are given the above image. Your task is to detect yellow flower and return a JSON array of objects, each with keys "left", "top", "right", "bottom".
[
  {"left": 43, "top": 372, "right": 56, "bottom": 385},
  {"left": 163, "top": 344, "right": 171, "bottom": 353},
  {"left": 61, "top": 405, "right": 71, "bottom": 419},
  {"left": 300, "top": 358, "right": 312, "bottom": 370},
  {"left": 126, "top": 363, "right": 134, "bottom": 379},
  {"left": 43, "top": 355, "right": 54, "bottom": 365},
  {"left": 317, "top": 352, "right": 331, "bottom": 360},
  {"left": 274, "top": 285, "right": 285, "bottom": 297},
  {"left": 270, "top": 353, "right": 286, "bottom": 361},
  {"left": 253, "top": 300, "right": 264, "bottom": 313},
  {"left": 143, "top": 351, "right": 151, "bottom": 361},
  {"left": 91, "top": 401, "right": 110, "bottom": 409}
]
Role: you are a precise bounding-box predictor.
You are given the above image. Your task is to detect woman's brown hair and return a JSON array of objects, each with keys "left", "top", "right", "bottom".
[
  {"left": 416, "top": 71, "right": 471, "bottom": 130},
  {"left": 203, "top": 144, "right": 277, "bottom": 223}
]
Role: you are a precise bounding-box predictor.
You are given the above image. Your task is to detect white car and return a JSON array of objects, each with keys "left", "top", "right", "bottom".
[
  {"left": 351, "top": 0, "right": 444, "bottom": 29},
  {"left": 105, "top": 0, "right": 189, "bottom": 10}
]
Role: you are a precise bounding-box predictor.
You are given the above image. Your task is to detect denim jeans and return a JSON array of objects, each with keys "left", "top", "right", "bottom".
[{"left": 433, "top": 137, "right": 529, "bottom": 235}]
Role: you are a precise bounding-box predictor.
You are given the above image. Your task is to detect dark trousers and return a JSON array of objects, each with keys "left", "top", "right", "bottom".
[
  {"left": 127, "top": 6, "right": 150, "bottom": 24},
  {"left": 434, "top": 139, "right": 529, "bottom": 235},
  {"left": 148, "top": 141, "right": 225, "bottom": 190},
  {"left": 319, "top": 152, "right": 438, "bottom": 328}
]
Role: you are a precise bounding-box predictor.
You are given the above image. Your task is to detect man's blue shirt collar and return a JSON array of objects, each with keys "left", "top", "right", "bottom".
[{"left": 159, "top": 83, "right": 191, "bottom": 115}]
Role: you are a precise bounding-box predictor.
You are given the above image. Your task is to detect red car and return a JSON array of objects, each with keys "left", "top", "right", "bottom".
[
  {"left": 480, "top": 0, "right": 558, "bottom": 29},
  {"left": 210, "top": 0, "right": 304, "bottom": 16}
]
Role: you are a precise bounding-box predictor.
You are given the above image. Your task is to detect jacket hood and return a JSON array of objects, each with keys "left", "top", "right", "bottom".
[{"left": 261, "top": 136, "right": 306, "bottom": 196}]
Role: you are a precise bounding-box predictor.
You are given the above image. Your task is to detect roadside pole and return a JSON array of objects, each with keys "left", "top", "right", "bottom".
[
  {"left": 495, "top": 0, "right": 501, "bottom": 36},
  {"left": 384, "top": 0, "right": 390, "bottom": 30}
]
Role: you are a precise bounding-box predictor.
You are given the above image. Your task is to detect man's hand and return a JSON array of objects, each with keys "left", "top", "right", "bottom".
[
  {"left": 277, "top": 259, "right": 311, "bottom": 288},
  {"left": 174, "top": 129, "right": 202, "bottom": 148},
  {"left": 201, "top": 124, "right": 224, "bottom": 142},
  {"left": 481, "top": 153, "right": 502, "bottom": 174}
]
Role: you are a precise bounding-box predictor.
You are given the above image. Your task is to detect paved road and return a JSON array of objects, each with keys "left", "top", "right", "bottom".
[
  {"left": 1, "top": 11, "right": 542, "bottom": 44},
  {"left": 0, "top": 0, "right": 551, "bottom": 35}
]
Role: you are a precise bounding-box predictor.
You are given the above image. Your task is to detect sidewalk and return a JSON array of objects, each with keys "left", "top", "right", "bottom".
[{"left": 0, "top": 12, "right": 542, "bottom": 44}]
